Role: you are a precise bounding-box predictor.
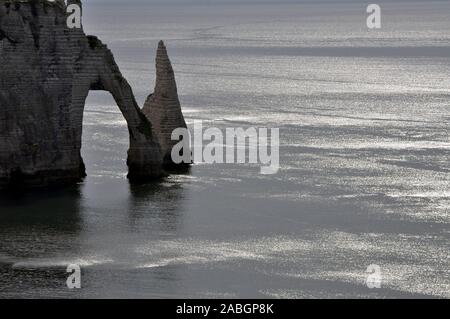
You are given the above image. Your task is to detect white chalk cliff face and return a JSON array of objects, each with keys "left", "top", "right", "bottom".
[
  {"left": 0, "top": 0, "right": 175, "bottom": 189},
  {"left": 143, "top": 41, "right": 189, "bottom": 167}
]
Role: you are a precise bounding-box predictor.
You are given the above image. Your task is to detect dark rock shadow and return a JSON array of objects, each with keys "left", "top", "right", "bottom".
[
  {"left": 0, "top": 185, "right": 83, "bottom": 259},
  {"left": 127, "top": 175, "right": 190, "bottom": 233}
]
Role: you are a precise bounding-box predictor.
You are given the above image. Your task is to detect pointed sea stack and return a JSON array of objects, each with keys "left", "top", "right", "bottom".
[
  {"left": 143, "top": 41, "right": 191, "bottom": 169},
  {"left": 0, "top": 0, "right": 163, "bottom": 189}
]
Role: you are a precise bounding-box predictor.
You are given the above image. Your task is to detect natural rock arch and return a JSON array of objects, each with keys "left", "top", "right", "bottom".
[
  {"left": 0, "top": 0, "right": 163, "bottom": 188},
  {"left": 72, "top": 35, "right": 163, "bottom": 182}
]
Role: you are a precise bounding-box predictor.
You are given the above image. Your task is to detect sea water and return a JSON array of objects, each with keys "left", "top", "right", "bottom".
[{"left": 0, "top": 1, "right": 449, "bottom": 298}]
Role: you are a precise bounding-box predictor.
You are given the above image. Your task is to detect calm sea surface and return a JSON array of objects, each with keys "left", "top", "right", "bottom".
[{"left": 0, "top": 1, "right": 449, "bottom": 298}]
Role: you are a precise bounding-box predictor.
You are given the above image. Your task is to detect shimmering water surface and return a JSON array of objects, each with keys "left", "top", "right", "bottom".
[{"left": 0, "top": 1, "right": 449, "bottom": 298}]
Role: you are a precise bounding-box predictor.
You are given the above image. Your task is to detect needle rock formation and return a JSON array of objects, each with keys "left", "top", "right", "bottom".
[
  {"left": 143, "top": 41, "right": 189, "bottom": 168},
  {"left": 0, "top": 0, "right": 187, "bottom": 189}
]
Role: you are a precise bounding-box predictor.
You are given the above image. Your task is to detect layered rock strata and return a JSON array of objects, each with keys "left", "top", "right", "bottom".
[{"left": 0, "top": 0, "right": 163, "bottom": 189}]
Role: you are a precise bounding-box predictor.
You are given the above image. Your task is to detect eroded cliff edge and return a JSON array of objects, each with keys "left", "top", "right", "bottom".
[{"left": 0, "top": 0, "right": 164, "bottom": 188}]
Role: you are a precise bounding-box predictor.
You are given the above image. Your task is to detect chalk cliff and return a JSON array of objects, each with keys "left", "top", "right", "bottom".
[
  {"left": 143, "top": 41, "right": 190, "bottom": 168},
  {"left": 0, "top": 0, "right": 164, "bottom": 189}
]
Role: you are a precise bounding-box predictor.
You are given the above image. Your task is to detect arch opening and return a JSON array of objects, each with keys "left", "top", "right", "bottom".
[{"left": 81, "top": 91, "right": 130, "bottom": 180}]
